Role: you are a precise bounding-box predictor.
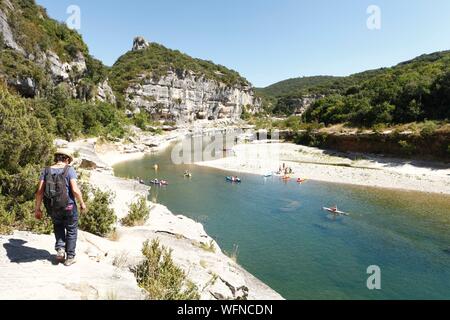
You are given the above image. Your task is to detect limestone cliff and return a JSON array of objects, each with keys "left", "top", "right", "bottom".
[
  {"left": 111, "top": 38, "right": 261, "bottom": 122},
  {"left": 125, "top": 70, "right": 258, "bottom": 122},
  {"left": 0, "top": 0, "right": 115, "bottom": 104}
]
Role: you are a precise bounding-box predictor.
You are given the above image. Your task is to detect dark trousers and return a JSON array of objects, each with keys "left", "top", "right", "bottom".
[{"left": 52, "top": 206, "right": 78, "bottom": 258}]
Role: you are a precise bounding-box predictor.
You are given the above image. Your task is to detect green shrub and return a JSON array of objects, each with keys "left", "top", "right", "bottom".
[
  {"left": 0, "top": 84, "right": 54, "bottom": 234},
  {"left": 420, "top": 121, "right": 438, "bottom": 138},
  {"left": 133, "top": 112, "right": 151, "bottom": 130},
  {"left": 398, "top": 140, "right": 416, "bottom": 156},
  {"left": 79, "top": 182, "right": 117, "bottom": 237},
  {"left": 372, "top": 123, "right": 386, "bottom": 133},
  {"left": 294, "top": 129, "right": 328, "bottom": 147},
  {"left": 193, "top": 240, "right": 216, "bottom": 253},
  {"left": 121, "top": 196, "right": 150, "bottom": 227},
  {"left": 133, "top": 239, "right": 200, "bottom": 300}
]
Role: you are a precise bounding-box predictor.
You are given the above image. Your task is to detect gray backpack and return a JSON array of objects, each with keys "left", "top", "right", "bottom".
[{"left": 43, "top": 166, "right": 70, "bottom": 213}]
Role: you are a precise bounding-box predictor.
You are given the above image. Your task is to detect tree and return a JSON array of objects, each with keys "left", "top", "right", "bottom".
[{"left": 0, "top": 84, "right": 54, "bottom": 234}]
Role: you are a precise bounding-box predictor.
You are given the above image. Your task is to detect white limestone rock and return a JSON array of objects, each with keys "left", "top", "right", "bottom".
[
  {"left": 0, "top": 8, "right": 25, "bottom": 54},
  {"left": 125, "top": 70, "right": 260, "bottom": 122},
  {"left": 96, "top": 79, "right": 117, "bottom": 104}
]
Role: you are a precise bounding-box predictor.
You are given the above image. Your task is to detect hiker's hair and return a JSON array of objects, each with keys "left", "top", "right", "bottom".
[{"left": 54, "top": 154, "right": 69, "bottom": 163}]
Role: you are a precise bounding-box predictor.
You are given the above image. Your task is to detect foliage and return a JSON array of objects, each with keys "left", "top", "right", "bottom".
[
  {"left": 0, "top": 84, "right": 54, "bottom": 234},
  {"left": 109, "top": 42, "right": 249, "bottom": 96},
  {"left": 198, "top": 240, "right": 216, "bottom": 253},
  {"left": 261, "top": 51, "right": 450, "bottom": 127},
  {"left": 248, "top": 115, "right": 323, "bottom": 132},
  {"left": 133, "top": 111, "right": 152, "bottom": 130},
  {"left": 120, "top": 196, "right": 150, "bottom": 227},
  {"left": 272, "top": 96, "right": 303, "bottom": 116},
  {"left": 3, "top": 0, "right": 89, "bottom": 61},
  {"left": 0, "top": 49, "right": 50, "bottom": 96},
  {"left": 42, "top": 84, "right": 126, "bottom": 141},
  {"left": 294, "top": 129, "right": 329, "bottom": 148},
  {"left": 79, "top": 182, "right": 117, "bottom": 237},
  {"left": 133, "top": 239, "right": 200, "bottom": 300},
  {"left": 0, "top": 0, "right": 109, "bottom": 97},
  {"left": 257, "top": 76, "right": 346, "bottom": 97},
  {"left": 398, "top": 140, "right": 416, "bottom": 156},
  {"left": 420, "top": 120, "right": 438, "bottom": 138}
]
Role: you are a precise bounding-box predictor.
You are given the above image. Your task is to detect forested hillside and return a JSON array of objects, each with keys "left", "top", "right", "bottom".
[{"left": 261, "top": 51, "right": 450, "bottom": 127}]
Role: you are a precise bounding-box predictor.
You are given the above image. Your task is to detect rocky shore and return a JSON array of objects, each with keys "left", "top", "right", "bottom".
[
  {"left": 78, "top": 132, "right": 283, "bottom": 300},
  {"left": 0, "top": 128, "right": 283, "bottom": 300}
]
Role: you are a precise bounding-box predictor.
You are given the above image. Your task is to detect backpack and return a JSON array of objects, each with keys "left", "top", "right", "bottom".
[{"left": 43, "top": 165, "right": 70, "bottom": 213}]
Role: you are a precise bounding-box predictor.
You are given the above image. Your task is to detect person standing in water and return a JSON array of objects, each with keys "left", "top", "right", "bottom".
[{"left": 34, "top": 149, "right": 87, "bottom": 266}]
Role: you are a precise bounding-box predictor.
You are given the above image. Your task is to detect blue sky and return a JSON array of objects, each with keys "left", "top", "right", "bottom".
[{"left": 36, "top": 0, "right": 450, "bottom": 87}]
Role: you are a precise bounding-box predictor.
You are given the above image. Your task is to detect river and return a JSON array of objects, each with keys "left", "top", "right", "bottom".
[{"left": 113, "top": 136, "right": 450, "bottom": 300}]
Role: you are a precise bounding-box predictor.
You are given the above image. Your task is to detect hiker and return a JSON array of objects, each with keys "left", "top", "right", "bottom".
[{"left": 34, "top": 149, "right": 87, "bottom": 266}]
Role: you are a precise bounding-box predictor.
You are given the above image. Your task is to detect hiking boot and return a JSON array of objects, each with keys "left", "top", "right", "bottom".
[
  {"left": 56, "top": 248, "right": 65, "bottom": 263},
  {"left": 64, "top": 257, "right": 76, "bottom": 267}
]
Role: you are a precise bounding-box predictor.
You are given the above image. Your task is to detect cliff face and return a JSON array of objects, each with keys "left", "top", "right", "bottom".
[
  {"left": 2, "top": 1, "right": 260, "bottom": 121},
  {"left": 125, "top": 70, "right": 258, "bottom": 122},
  {"left": 0, "top": 0, "right": 115, "bottom": 103},
  {"left": 276, "top": 94, "right": 323, "bottom": 116},
  {"left": 112, "top": 38, "right": 261, "bottom": 122}
]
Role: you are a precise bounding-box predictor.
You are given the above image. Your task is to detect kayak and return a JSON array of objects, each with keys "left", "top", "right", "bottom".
[
  {"left": 150, "top": 179, "right": 168, "bottom": 186},
  {"left": 281, "top": 176, "right": 291, "bottom": 180},
  {"left": 184, "top": 173, "right": 192, "bottom": 178},
  {"left": 263, "top": 173, "right": 272, "bottom": 178},
  {"left": 297, "top": 178, "right": 306, "bottom": 183},
  {"left": 323, "top": 207, "right": 349, "bottom": 216},
  {"left": 226, "top": 176, "right": 241, "bottom": 183}
]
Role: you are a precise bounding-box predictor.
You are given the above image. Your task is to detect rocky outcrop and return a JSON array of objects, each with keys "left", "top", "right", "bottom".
[
  {"left": 7, "top": 77, "right": 36, "bottom": 98},
  {"left": 0, "top": 8, "right": 24, "bottom": 54},
  {"left": 41, "top": 50, "right": 86, "bottom": 83},
  {"left": 132, "top": 36, "right": 150, "bottom": 51},
  {"left": 96, "top": 79, "right": 117, "bottom": 104},
  {"left": 284, "top": 94, "right": 323, "bottom": 116},
  {"left": 125, "top": 70, "right": 260, "bottom": 122},
  {"left": 0, "top": 1, "right": 116, "bottom": 103},
  {"left": 0, "top": 231, "right": 145, "bottom": 300}
]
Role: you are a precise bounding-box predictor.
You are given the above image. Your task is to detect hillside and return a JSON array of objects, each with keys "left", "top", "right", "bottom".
[
  {"left": 256, "top": 76, "right": 346, "bottom": 97},
  {"left": 260, "top": 51, "right": 450, "bottom": 126},
  {"left": 109, "top": 37, "right": 260, "bottom": 122},
  {"left": 0, "top": 0, "right": 112, "bottom": 101},
  {"left": 110, "top": 40, "right": 250, "bottom": 95}
]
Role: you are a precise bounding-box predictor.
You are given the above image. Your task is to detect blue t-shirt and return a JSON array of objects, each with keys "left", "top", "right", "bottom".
[{"left": 40, "top": 166, "right": 78, "bottom": 205}]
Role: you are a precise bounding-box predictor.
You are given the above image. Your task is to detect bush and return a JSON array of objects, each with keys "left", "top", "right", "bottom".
[
  {"left": 420, "top": 121, "right": 438, "bottom": 138},
  {"left": 398, "top": 140, "right": 415, "bottom": 156},
  {"left": 79, "top": 183, "right": 117, "bottom": 237},
  {"left": 0, "top": 84, "right": 54, "bottom": 234},
  {"left": 133, "top": 112, "right": 151, "bottom": 130},
  {"left": 133, "top": 239, "right": 200, "bottom": 300},
  {"left": 372, "top": 123, "right": 386, "bottom": 133},
  {"left": 121, "top": 196, "right": 150, "bottom": 227},
  {"left": 294, "top": 129, "right": 328, "bottom": 147}
]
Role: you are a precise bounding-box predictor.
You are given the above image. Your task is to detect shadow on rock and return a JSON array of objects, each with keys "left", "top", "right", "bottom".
[{"left": 3, "top": 239, "right": 56, "bottom": 264}]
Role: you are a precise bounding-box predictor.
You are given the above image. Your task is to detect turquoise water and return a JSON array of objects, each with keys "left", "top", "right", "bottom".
[{"left": 114, "top": 138, "right": 450, "bottom": 300}]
